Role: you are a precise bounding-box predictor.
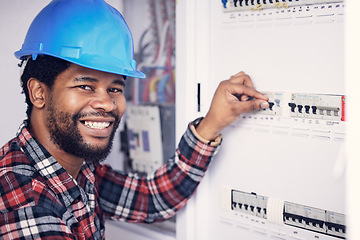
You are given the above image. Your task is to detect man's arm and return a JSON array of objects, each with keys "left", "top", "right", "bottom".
[
  {"left": 196, "top": 71, "right": 269, "bottom": 141},
  {"left": 97, "top": 72, "right": 268, "bottom": 223},
  {"left": 96, "top": 120, "right": 219, "bottom": 223},
  {"left": 0, "top": 207, "right": 74, "bottom": 239}
]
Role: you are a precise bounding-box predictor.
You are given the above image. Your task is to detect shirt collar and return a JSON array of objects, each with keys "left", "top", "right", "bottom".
[{"left": 16, "top": 120, "right": 95, "bottom": 207}]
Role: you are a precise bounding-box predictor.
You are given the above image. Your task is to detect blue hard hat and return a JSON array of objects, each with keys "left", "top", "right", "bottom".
[{"left": 15, "top": 0, "right": 145, "bottom": 79}]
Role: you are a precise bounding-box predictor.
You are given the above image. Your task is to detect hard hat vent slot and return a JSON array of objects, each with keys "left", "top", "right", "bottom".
[
  {"left": 130, "top": 59, "right": 137, "bottom": 71},
  {"left": 60, "top": 46, "right": 82, "bottom": 59}
]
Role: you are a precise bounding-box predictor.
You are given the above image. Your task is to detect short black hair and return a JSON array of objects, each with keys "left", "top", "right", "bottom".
[{"left": 20, "top": 55, "right": 71, "bottom": 119}]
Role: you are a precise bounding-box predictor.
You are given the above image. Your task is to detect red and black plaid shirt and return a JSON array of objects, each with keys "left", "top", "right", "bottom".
[{"left": 0, "top": 120, "right": 220, "bottom": 239}]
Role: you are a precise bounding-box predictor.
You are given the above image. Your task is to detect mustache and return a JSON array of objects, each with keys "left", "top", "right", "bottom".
[{"left": 73, "top": 111, "right": 120, "bottom": 123}]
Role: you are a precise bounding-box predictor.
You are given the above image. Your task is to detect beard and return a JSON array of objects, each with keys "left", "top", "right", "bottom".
[{"left": 46, "top": 104, "right": 120, "bottom": 164}]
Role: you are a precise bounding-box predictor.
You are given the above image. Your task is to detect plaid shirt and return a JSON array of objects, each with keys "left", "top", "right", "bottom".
[{"left": 0, "top": 120, "right": 220, "bottom": 239}]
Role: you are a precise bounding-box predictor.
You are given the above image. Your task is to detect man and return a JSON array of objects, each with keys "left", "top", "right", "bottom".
[{"left": 0, "top": 0, "right": 269, "bottom": 239}]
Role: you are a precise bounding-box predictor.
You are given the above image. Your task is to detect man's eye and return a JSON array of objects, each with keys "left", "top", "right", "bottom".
[
  {"left": 109, "top": 88, "right": 123, "bottom": 93},
  {"left": 77, "top": 85, "right": 92, "bottom": 91}
]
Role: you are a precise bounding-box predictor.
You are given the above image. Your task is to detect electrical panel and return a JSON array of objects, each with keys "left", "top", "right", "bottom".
[
  {"left": 126, "top": 105, "right": 163, "bottom": 173},
  {"left": 121, "top": 0, "right": 176, "bottom": 175},
  {"left": 125, "top": 104, "right": 175, "bottom": 174},
  {"left": 176, "top": 0, "right": 345, "bottom": 239}
]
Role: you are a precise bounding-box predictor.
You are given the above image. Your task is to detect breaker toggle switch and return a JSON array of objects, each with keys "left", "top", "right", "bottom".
[
  {"left": 312, "top": 106, "right": 317, "bottom": 115},
  {"left": 288, "top": 93, "right": 345, "bottom": 121},
  {"left": 268, "top": 102, "right": 275, "bottom": 111},
  {"left": 288, "top": 103, "right": 297, "bottom": 112},
  {"left": 297, "top": 105, "right": 303, "bottom": 113}
]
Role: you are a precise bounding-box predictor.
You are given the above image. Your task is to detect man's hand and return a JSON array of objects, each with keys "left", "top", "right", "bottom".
[{"left": 196, "top": 72, "right": 269, "bottom": 141}]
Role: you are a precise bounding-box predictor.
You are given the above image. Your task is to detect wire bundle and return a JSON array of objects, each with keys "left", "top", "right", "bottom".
[{"left": 132, "top": 0, "right": 176, "bottom": 105}]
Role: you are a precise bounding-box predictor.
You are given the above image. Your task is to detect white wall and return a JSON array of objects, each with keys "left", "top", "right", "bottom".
[{"left": 0, "top": 0, "right": 51, "bottom": 146}]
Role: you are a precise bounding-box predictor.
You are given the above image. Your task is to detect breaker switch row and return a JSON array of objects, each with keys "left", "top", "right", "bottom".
[
  {"left": 284, "top": 201, "right": 346, "bottom": 238},
  {"left": 222, "top": 0, "right": 343, "bottom": 11},
  {"left": 231, "top": 190, "right": 268, "bottom": 219},
  {"left": 288, "top": 93, "right": 344, "bottom": 121},
  {"left": 253, "top": 92, "right": 345, "bottom": 121},
  {"left": 230, "top": 189, "right": 346, "bottom": 239}
]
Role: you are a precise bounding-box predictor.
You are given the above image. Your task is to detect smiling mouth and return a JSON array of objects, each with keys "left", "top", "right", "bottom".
[{"left": 83, "top": 121, "right": 111, "bottom": 130}]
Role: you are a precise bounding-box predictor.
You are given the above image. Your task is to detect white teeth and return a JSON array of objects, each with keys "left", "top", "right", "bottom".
[{"left": 84, "top": 121, "right": 110, "bottom": 129}]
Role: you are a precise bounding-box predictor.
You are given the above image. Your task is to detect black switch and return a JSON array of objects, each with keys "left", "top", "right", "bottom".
[
  {"left": 288, "top": 103, "right": 296, "bottom": 112},
  {"left": 257, "top": 207, "right": 262, "bottom": 214},
  {"left": 297, "top": 105, "right": 303, "bottom": 113},
  {"left": 269, "top": 102, "right": 275, "bottom": 111},
  {"left": 305, "top": 105, "right": 310, "bottom": 114},
  {"left": 312, "top": 106, "right": 317, "bottom": 114}
]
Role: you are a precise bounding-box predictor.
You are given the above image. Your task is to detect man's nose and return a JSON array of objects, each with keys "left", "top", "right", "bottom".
[{"left": 89, "top": 90, "right": 117, "bottom": 112}]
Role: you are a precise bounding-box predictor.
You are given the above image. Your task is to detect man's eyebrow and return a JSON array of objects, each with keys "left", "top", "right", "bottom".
[
  {"left": 113, "top": 79, "right": 126, "bottom": 87},
  {"left": 73, "top": 76, "right": 125, "bottom": 86},
  {"left": 73, "top": 76, "right": 98, "bottom": 83}
]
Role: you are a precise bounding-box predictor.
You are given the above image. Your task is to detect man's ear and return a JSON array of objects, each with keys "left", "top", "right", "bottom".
[{"left": 27, "top": 78, "right": 46, "bottom": 109}]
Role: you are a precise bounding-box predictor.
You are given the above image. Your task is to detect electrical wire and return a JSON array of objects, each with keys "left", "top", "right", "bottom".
[{"left": 132, "top": 0, "right": 176, "bottom": 105}]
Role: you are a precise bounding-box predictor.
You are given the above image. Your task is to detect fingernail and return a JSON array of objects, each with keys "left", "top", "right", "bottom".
[
  {"left": 242, "top": 96, "right": 249, "bottom": 101},
  {"left": 261, "top": 102, "right": 269, "bottom": 109}
]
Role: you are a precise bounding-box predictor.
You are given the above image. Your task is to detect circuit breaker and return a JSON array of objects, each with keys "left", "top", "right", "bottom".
[
  {"left": 230, "top": 189, "right": 346, "bottom": 239},
  {"left": 240, "top": 92, "right": 346, "bottom": 140}
]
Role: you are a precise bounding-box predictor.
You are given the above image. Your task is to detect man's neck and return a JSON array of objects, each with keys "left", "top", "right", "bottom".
[{"left": 28, "top": 116, "right": 84, "bottom": 179}]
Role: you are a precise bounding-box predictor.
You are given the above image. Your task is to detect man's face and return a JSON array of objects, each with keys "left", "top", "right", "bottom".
[{"left": 45, "top": 64, "right": 126, "bottom": 163}]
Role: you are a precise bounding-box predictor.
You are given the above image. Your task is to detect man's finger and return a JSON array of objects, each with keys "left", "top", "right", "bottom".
[
  {"left": 229, "top": 72, "right": 255, "bottom": 89},
  {"left": 229, "top": 83, "right": 268, "bottom": 101}
]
